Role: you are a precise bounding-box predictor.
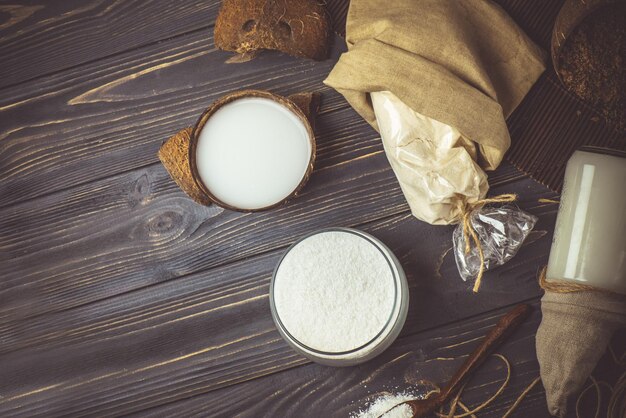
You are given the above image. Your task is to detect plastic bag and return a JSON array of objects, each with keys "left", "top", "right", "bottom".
[
  {"left": 371, "top": 90, "right": 538, "bottom": 285},
  {"left": 453, "top": 205, "right": 538, "bottom": 281}
]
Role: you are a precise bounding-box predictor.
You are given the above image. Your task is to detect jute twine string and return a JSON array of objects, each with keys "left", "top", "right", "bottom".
[
  {"left": 534, "top": 197, "right": 619, "bottom": 295},
  {"left": 607, "top": 371, "right": 626, "bottom": 418},
  {"left": 461, "top": 194, "right": 517, "bottom": 293},
  {"left": 538, "top": 266, "right": 620, "bottom": 295},
  {"left": 574, "top": 351, "right": 626, "bottom": 418},
  {"left": 537, "top": 266, "right": 598, "bottom": 293},
  {"left": 413, "top": 194, "right": 622, "bottom": 416},
  {"left": 418, "top": 354, "right": 534, "bottom": 418},
  {"left": 419, "top": 351, "right": 626, "bottom": 418},
  {"left": 440, "top": 354, "right": 511, "bottom": 417},
  {"left": 576, "top": 376, "right": 604, "bottom": 418}
]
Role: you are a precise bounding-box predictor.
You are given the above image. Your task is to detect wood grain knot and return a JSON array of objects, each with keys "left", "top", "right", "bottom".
[
  {"left": 128, "top": 173, "right": 152, "bottom": 207},
  {"left": 0, "top": 5, "right": 43, "bottom": 31},
  {"left": 147, "top": 211, "right": 182, "bottom": 236}
]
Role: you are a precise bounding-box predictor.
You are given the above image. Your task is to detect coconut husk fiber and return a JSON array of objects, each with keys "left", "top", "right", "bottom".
[
  {"left": 214, "top": 0, "right": 329, "bottom": 61},
  {"left": 158, "top": 127, "right": 212, "bottom": 206},
  {"left": 158, "top": 92, "right": 320, "bottom": 206},
  {"left": 324, "top": 0, "right": 546, "bottom": 172},
  {"left": 536, "top": 290, "right": 626, "bottom": 417}
]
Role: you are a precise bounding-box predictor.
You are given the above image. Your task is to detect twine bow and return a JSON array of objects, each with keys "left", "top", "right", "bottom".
[{"left": 461, "top": 193, "right": 517, "bottom": 293}]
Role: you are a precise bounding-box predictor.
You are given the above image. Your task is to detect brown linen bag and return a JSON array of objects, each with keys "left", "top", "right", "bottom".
[
  {"left": 324, "top": 0, "right": 546, "bottom": 171},
  {"left": 536, "top": 290, "right": 626, "bottom": 417}
]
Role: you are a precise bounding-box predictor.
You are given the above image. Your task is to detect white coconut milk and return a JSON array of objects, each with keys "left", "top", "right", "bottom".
[
  {"left": 546, "top": 149, "right": 626, "bottom": 293},
  {"left": 195, "top": 97, "right": 312, "bottom": 210}
]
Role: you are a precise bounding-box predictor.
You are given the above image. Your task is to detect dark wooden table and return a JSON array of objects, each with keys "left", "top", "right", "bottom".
[{"left": 0, "top": 1, "right": 623, "bottom": 417}]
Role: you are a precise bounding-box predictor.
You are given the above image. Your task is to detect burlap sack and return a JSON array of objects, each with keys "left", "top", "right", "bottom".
[
  {"left": 536, "top": 291, "right": 626, "bottom": 417},
  {"left": 324, "top": 0, "right": 546, "bottom": 170}
]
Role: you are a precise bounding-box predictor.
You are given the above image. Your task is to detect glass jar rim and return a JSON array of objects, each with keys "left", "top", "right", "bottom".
[
  {"left": 270, "top": 227, "right": 402, "bottom": 357},
  {"left": 578, "top": 146, "right": 626, "bottom": 159}
]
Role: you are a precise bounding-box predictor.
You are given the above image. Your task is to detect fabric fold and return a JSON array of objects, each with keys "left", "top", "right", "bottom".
[{"left": 324, "top": 0, "right": 546, "bottom": 171}]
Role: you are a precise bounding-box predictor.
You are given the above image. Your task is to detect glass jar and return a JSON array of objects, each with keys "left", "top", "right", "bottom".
[
  {"left": 270, "top": 228, "right": 409, "bottom": 366},
  {"left": 546, "top": 147, "right": 626, "bottom": 294}
]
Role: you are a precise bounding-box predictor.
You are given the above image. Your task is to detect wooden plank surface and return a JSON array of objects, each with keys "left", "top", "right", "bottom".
[
  {"left": 0, "top": 0, "right": 557, "bottom": 91},
  {"left": 1, "top": 0, "right": 623, "bottom": 417},
  {"left": 0, "top": 32, "right": 346, "bottom": 209},
  {"left": 0, "top": 0, "right": 220, "bottom": 89},
  {"left": 0, "top": 70, "right": 526, "bottom": 325},
  {"left": 3, "top": 299, "right": 549, "bottom": 417},
  {"left": 136, "top": 303, "right": 625, "bottom": 418},
  {"left": 0, "top": 176, "right": 555, "bottom": 416},
  {"left": 0, "top": 0, "right": 605, "bottom": 208},
  {"left": 0, "top": 175, "right": 552, "bottom": 355},
  {"left": 0, "top": 116, "right": 399, "bottom": 323}
]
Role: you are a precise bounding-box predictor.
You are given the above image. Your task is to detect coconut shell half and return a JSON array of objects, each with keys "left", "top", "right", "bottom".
[
  {"left": 214, "top": 0, "right": 329, "bottom": 61},
  {"left": 551, "top": 0, "right": 618, "bottom": 82},
  {"left": 158, "top": 91, "right": 320, "bottom": 208},
  {"left": 158, "top": 127, "right": 213, "bottom": 206},
  {"left": 286, "top": 91, "right": 321, "bottom": 130}
]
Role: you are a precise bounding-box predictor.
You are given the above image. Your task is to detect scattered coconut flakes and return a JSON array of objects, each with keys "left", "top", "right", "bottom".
[
  {"left": 384, "top": 403, "right": 413, "bottom": 418},
  {"left": 351, "top": 389, "right": 426, "bottom": 418}
]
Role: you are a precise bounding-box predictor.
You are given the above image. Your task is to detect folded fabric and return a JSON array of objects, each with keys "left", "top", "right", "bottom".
[
  {"left": 325, "top": 0, "right": 545, "bottom": 169},
  {"left": 536, "top": 290, "right": 626, "bottom": 417},
  {"left": 324, "top": 0, "right": 545, "bottom": 224}
]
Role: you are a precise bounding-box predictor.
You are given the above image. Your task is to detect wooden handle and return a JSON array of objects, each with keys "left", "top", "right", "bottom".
[{"left": 440, "top": 304, "right": 530, "bottom": 399}]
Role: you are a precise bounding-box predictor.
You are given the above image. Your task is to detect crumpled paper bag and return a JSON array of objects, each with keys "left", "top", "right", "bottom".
[
  {"left": 371, "top": 91, "right": 487, "bottom": 224},
  {"left": 536, "top": 290, "right": 626, "bottom": 417},
  {"left": 324, "top": 0, "right": 545, "bottom": 225}
]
